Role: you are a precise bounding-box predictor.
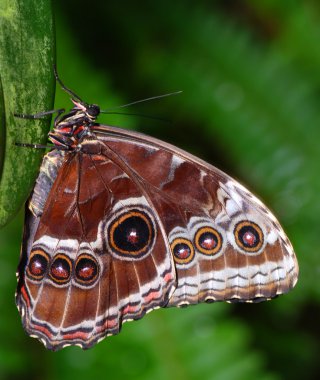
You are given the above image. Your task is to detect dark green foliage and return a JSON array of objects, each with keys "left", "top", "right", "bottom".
[{"left": 0, "top": 1, "right": 319, "bottom": 379}]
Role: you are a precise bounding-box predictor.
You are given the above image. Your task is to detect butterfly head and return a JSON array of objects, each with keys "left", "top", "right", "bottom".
[{"left": 71, "top": 99, "right": 100, "bottom": 121}]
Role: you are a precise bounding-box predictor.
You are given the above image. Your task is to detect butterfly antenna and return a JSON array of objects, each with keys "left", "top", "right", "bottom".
[
  {"left": 53, "top": 65, "right": 83, "bottom": 102},
  {"left": 100, "top": 91, "right": 183, "bottom": 113},
  {"left": 105, "top": 111, "right": 170, "bottom": 123}
]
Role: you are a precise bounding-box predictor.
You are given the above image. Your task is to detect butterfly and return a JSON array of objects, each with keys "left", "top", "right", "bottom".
[{"left": 15, "top": 73, "right": 299, "bottom": 351}]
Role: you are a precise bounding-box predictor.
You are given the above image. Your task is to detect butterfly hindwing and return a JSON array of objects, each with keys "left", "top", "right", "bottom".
[{"left": 16, "top": 139, "right": 176, "bottom": 350}]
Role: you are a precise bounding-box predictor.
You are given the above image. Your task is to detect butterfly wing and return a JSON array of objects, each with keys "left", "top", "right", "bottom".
[
  {"left": 94, "top": 125, "right": 298, "bottom": 306},
  {"left": 17, "top": 125, "right": 298, "bottom": 350},
  {"left": 16, "top": 141, "right": 176, "bottom": 350}
]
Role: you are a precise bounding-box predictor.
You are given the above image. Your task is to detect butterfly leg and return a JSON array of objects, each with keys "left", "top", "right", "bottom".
[
  {"left": 14, "top": 109, "right": 68, "bottom": 150},
  {"left": 14, "top": 108, "right": 65, "bottom": 120}
]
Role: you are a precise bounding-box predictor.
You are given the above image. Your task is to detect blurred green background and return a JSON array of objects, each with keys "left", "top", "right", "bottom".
[{"left": 1, "top": 0, "right": 320, "bottom": 379}]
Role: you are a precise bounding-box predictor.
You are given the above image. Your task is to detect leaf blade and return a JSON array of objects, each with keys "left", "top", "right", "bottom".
[{"left": 0, "top": 0, "right": 55, "bottom": 227}]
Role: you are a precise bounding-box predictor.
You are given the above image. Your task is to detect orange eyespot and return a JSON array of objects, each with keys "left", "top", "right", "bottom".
[
  {"left": 171, "top": 238, "right": 195, "bottom": 265},
  {"left": 234, "top": 221, "right": 264, "bottom": 253},
  {"left": 108, "top": 210, "right": 154, "bottom": 258},
  {"left": 75, "top": 254, "right": 99, "bottom": 286},
  {"left": 27, "top": 250, "right": 49, "bottom": 281},
  {"left": 49, "top": 254, "right": 72, "bottom": 284},
  {"left": 194, "top": 227, "right": 222, "bottom": 255}
]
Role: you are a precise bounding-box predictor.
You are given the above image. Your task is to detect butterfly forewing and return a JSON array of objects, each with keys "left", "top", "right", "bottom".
[{"left": 95, "top": 127, "right": 298, "bottom": 305}]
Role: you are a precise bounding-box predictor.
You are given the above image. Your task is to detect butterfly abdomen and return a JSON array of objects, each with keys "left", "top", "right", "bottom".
[{"left": 29, "top": 150, "right": 66, "bottom": 217}]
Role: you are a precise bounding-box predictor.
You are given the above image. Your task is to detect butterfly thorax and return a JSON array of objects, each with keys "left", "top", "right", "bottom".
[{"left": 49, "top": 102, "right": 100, "bottom": 150}]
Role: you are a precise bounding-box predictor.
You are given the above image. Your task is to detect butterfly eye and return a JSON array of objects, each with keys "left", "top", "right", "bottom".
[
  {"left": 50, "top": 254, "right": 72, "bottom": 284},
  {"left": 108, "top": 210, "right": 155, "bottom": 258},
  {"left": 171, "top": 238, "right": 195, "bottom": 265},
  {"left": 87, "top": 104, "right": 100, "bottom": 117},
  {"left": 234, "top": 221, "right": 264, "bottom": 253},
  {"left": 195, "top": 227, "right": 223, "bottom": 255},
  {"left": 27, "top": 250, "right": 49, "bottom": 281},
  {"left": 75, "top": 255, "right": 99, "bottom": 286}
]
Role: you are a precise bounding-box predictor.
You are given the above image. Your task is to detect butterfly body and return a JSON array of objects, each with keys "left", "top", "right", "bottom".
[{"left": 16, "top": 95, "right": 298, "bottom": 350}]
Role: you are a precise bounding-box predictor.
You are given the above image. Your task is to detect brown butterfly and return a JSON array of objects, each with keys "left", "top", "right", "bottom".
[{"left": 16, "top": 74, "right": 299, "bottom": 351}]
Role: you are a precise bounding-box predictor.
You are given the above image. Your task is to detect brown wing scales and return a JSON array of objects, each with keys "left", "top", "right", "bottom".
[
  {"left": 16, "top": 129, "right": 298, "bottom": 350},
  {"left": 16, "top": 140, "right": 175, "bottom": 350}
]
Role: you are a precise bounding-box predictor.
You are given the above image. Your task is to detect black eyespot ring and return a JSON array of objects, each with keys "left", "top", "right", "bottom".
[
  {"left": 108, "top": 210, "right": 155, "bottom": 258},
  {"left": 75, "top": 254, "right": 99, "bottom": 286},
  {"left": 27, "top": 250, "right": 49, "bottom": 281},
  {"left": 171, "top": 238, "right": 195, "bottom": 265},
  {"left": 234, "top": 221, "right": 264, "bottom": 253},
  {"left": 194, "top": 227, "right": 223, "bottom": 255},
  {"left": 50, "top": 254, "right": 72, "bottom": 284}
]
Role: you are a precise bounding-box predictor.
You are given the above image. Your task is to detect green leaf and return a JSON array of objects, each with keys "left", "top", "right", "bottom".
[
  {"left": 0, "top": 76, "right": 5, "bottom": 179},
  {"left": 0, "top": 0, "right": 55, "bottom": 227}
]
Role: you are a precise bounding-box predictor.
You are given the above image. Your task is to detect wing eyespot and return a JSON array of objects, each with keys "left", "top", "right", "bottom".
[
  {"left": 194, "top": 226, "right": 222, "bottom": 256},
  {"left": 108, "top": 209, "right": 155, "bottom": 259},
  {"left": 49, "top": 254, "right": 72, "bottom": 284},
  {"left": 26, "top": 250, "right": 49, "bottom": 281},
  {"left": 234, "top": 221, "right": 264, "bottom": 253},
  {"left": 75, "top": 254, "right": 99, "bottom": 286},
  {"left": 171, "top": 238, "right": 195, "bottom": 265}
]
